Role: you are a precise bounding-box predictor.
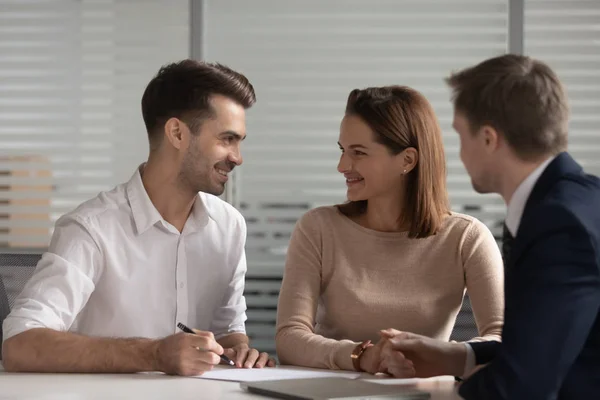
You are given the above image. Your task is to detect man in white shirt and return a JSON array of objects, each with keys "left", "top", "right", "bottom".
[{"left": 2, "top": 60, "right": 275, "bottom": 375}]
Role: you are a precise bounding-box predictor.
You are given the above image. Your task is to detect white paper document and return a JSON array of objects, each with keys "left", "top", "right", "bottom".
[
  {"left": 193, "top": 365, "right": 362, "bottom": 382},
  {"left": 363, "top": 375, "right": 456, "bottom": 385}
]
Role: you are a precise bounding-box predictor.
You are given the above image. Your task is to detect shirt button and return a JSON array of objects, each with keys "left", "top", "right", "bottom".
[{"left": 179, "top": 282, "right": 185, "bottom": 289}]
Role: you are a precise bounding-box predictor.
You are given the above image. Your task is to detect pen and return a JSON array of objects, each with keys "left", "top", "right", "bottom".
[{"left": 176, "top": 322, "right": 235, "bottom": 366}]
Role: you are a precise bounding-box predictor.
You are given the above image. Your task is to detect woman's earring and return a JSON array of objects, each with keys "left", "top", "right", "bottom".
[{"left": 403, "top": 169, "right": 407, "bottom": 174}]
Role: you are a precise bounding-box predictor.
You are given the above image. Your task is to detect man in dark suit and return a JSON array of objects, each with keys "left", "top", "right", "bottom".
[{"left": 378, "top": 54, "right": 600, "bottom": 399}]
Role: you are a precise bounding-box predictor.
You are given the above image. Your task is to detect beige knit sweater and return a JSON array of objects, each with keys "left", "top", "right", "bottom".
[{"left": 275, "top": 206, "right": 504, "bottom": 371}]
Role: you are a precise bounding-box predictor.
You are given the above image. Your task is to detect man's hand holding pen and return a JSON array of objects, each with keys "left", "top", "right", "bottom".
[
  {"left": 154, "top": 329, "right": 224, "bottom": 376},
  {"left": 158, "top": 322, "right": 275, "bottom": 376}
]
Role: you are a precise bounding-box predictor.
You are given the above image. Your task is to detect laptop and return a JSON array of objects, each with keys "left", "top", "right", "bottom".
[{"left": 240, "top": 377, "right": 431, "bottom": 400}]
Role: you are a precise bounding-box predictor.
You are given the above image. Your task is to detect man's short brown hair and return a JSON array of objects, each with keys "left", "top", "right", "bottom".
[
  {"left": 446, "top": 54, "right": 569, "bottom": 161},
  {"left": 141, "top": 60, "right": 256, "bottom": 151}
]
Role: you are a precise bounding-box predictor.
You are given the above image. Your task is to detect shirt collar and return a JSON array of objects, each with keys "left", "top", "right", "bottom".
[
  {"left": 126, "top": 164, "right": 210, "bottom": 235},
  {"left": 185, "top": 193, "right": 211, "bottom": 233},
  {"left": 505, "top": 156, "right": 555, "bottom": 237}
]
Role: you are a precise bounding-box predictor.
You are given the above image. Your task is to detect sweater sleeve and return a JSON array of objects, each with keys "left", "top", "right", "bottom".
[
  {"left": 460, "top": 218, "right": 505, "bottom": 343},
  {"left": 275, "top": 210, "right": 358, "bottom": 370}
]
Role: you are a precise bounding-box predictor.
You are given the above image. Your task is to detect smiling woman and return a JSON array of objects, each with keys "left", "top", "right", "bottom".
[
  {"left": 337, "top": 87, "right": 448, "bottom": 238},
  {"left": 275, "top": 86, "right": 505, "bottom": 376}
]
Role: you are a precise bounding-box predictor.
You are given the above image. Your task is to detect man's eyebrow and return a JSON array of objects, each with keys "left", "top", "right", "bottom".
[{"left": 220, "top": 130, "right": 246, "bottom": 141}]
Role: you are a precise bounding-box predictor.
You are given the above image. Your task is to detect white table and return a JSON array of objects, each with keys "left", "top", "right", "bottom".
[{"left": 0, "top": 365, "right": 461, "bottom": 399}]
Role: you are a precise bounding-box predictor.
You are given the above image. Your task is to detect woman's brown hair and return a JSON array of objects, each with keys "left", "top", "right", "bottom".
[{"left": 338, "top": 86, "right": 450, "bottom": 238}]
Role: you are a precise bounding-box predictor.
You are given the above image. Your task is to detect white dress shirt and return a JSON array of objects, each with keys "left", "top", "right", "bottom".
[
  {"left": 2, "top": 166, "right": 248, "bottom": 342},
  {"left": 462, "top": 155, "right": 555, "bottom": 376},
  {"left": 504, "top": 156, "right": 555, "bottom": 237}
]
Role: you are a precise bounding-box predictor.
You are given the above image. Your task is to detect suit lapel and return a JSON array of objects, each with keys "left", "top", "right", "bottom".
[{"left": 508, "top": 152, "right": 583, "bottom": 268}]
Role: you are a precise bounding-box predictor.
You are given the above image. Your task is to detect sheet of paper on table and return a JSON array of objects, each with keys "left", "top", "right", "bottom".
[
  {"left": 192, "top": 365, "right": 363, "bottom": 382},
  {"left": 363, "top": 375, "right": 456, "bottom": 385}
]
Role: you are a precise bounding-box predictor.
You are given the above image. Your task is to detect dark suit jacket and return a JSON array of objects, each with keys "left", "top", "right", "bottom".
[{"left": 459, "top": 152, "right": 600, "bottom": 400}]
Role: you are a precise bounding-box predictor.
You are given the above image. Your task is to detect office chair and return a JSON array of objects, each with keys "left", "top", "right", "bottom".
[
  {"left": 449, "top": 294, "right": 479, "bottom": 342},
  {"left": 0, "top": 275, "right": 9, "bottom": 346},
  {"left": 0, "top": 252, "right": 42, "bottom": 360}
]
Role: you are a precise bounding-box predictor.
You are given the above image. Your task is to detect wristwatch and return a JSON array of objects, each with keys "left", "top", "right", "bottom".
[{"left": 350, "top": 340, "right": 372, "bottom": 372}]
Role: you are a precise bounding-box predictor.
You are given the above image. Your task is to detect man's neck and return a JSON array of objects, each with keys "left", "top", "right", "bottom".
[
  {"left": 141, "top": 160, "right": 196, "bottom": 232},
  {"left": 498, "top": 156, "right": 552, "bottom": 206}
]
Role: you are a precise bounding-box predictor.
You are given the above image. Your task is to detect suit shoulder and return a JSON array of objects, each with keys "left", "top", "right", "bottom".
[
  {"left": 521, "top": 200, "right": 592, "bottom": 250},
  {"left": 555, "top": 170, "right": 600, "bottom": 198},
  {"left": 541, "top": 174, "right": 600, "bottom": 233}
]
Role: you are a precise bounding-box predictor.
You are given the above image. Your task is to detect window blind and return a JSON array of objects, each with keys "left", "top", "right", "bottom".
[
  {"left": 203, "top": 0, "right": 510, "bottom": 276},
  {"left": 0, "top": 0, "right": 190, "bottom": 248},
  {"left": 524, "top": 0, "right": 600, "bottom": 176}
]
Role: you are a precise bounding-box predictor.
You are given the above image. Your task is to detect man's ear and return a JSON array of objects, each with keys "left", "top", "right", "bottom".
[
  {"left": 481, "top": 125, "right": 500, "bottom": 153},
  {"left": 164, "top": 118, "right": 186, "bottom": 150}
]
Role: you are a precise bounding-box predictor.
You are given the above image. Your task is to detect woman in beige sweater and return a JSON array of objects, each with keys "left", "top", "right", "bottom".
[{"left": 275, "top": 86, "right": 504, "bottom": 375}]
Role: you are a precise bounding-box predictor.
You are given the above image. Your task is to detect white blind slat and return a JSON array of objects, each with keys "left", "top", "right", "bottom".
[
  {"left": 525, "top": 0, "right": 600, "bottom": 183},
  {"left": 205, "top": 0, "right": 509, "bottom": 273},
  {"left": 0, "top": 0, "right": 190, "bottom": 247}
]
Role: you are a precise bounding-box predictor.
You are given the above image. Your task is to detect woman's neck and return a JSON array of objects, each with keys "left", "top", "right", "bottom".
[{"left": 355, "top": 196, "right": 408, "bottom": 232}]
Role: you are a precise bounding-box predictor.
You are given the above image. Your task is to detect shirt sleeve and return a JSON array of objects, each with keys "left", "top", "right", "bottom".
[
  {"left": 462, "top": 343, "right": 477, "bottom": 377},
  {"left": 210, "top": 213, "right": 248, "bottom": 338},
  {"left": 2, "top": 215, "right": 102, "bottom": 342}
]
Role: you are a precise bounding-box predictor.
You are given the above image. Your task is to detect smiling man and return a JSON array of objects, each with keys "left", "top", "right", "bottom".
[{"left": 2, "top": 60, "right": 275, "bottom": 375}]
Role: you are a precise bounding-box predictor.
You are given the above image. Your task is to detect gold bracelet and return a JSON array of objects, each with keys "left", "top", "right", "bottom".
[{"left": 350, "top": 340, "right": 372, "bottom": 372}]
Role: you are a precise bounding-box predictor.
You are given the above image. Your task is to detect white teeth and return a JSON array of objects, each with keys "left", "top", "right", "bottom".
[
  {"left": 346, "top": 178, "right": 363, "bottom": 182},
  {"left": 216, "top": 169, "right": 228, "bottom": 176}
]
